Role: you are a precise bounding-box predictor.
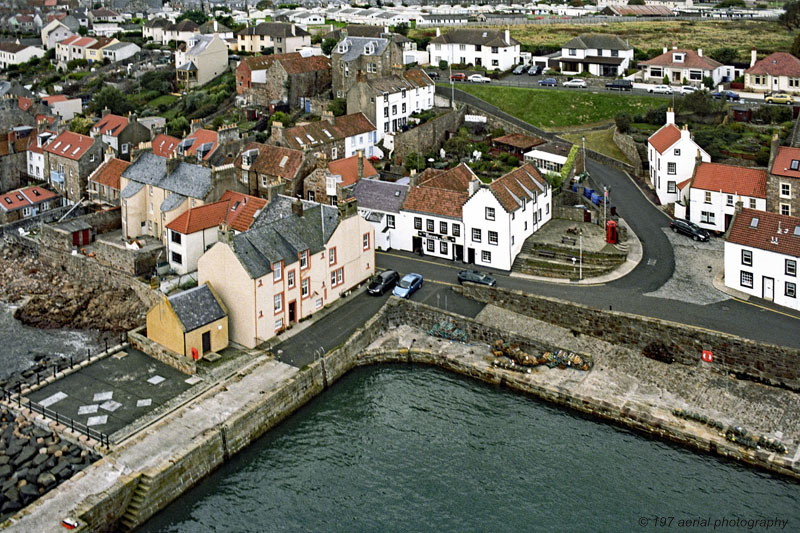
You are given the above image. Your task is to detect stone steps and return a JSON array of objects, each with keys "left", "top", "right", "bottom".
[{"left": 118, "top": 474, "right": 152, "bottom": 531}]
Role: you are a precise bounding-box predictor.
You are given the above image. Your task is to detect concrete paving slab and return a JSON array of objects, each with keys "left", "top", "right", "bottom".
[
  {"left": 77, "top": 405, "right": 98, "bottom": 415},
  {"left": 39, "top": 392, "right": 66, "bottom": 407}
]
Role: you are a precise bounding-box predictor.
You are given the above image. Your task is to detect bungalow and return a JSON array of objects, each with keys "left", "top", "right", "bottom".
[
  {"left": 745, "top": 51, "right": 800, "bottom": 95},
  {"left": 557, "top": 34, "right": 634, "bottom": 78},
  {"left": 493, "top": 133, "right": 546, "bottom": 158},
  {"left": 724, "top": 208, "right": 800, "bottom": 310},
  {"left": 639, "top": 46, "right": 726, "bottom": 86},
  {"left": 198, "top": 196, "right": 375, "bottom": 348},
  {"left": 0, "top": 185, "right": 59, "bottom": 224},
  {"left": 352, "top": 177, "right": 408, "bottom": 251},
  {"left": 165, "top": 190, "right": 267, "bottom": 274},
  {"left": 675, "top": 162, "right": 767, "bottom": 233},
  {"left": 647, "top": 108, "right": 709, "bottom": 205},
  {"left": 145, "top": 283, "right": 228, "bottom": 360}
]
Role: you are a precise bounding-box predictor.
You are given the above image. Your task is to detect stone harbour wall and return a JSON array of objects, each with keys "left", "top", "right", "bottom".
[{"left": 453, "top": 284, "right": 800, "bottom": 391}]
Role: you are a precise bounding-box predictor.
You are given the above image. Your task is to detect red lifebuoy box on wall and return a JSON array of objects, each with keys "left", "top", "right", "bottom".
[{"left": 191, "top": 347, "right": 199, "bottom": 360}]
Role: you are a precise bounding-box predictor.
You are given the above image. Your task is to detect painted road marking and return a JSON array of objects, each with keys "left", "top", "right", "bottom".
[
  {"left": 40, "top": 391, "right": 67, "bottom": 407},
  {"left": 732, "top": 297, "right": 800, "bottom": 321}
]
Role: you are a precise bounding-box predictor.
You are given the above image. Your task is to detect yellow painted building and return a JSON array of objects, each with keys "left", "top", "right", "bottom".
[{"left": 146, "top": 283, "right": 228, "bottom": 359}]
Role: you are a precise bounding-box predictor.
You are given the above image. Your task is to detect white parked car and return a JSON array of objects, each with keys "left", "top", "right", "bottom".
[
  {"left": 648, "top": 84, "right": 673, "bottom": 94},
  {"left": 680, "top": 85, "right": 698, "bottom": 94},
  {"left": 562, "top": 78, "right": 587, "bottom": 88},
  {"left": 468, "top": 74, "right": 491, "bottom": 83}
]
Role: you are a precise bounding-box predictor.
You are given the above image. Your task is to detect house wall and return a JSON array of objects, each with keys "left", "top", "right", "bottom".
[
  {"left": 429, "top": 42, "right": 520, "bottom": 71},
  {"left": 48, "top": 144, "right": 102, "bottom": 204},
  {"left": 688, "top": 189, "right": 766, "bottom": 233},
  {"left": 332, "top": 40, "right": 403, "bottom": 98},
  {"left": 45, "top": 26, "right": 72, "bottom": 49},
  {"left": 398, "top": 211, "right": 463, "bottom": 260},
  {"left": 648, "top": 135, "right": 709, "bottom": 205},
  {"left": 166, "top": 226, "right": 218, "bottom": 275},
  {"left": 724, "top": 241, "right": 799, "bottom": 311},
  {"left": 145, "top": 298, "right": 185, "bottom": 356},
  {"left": 745, "top": 74, "right": 800, "bottom": 95},
  {"left": 49, "top": 99, "right": 82, "bottom": 121},
  {"left": 766, "top": 175, "right": 800, "bottom": 217},
  {"left": 184, "top": 316, "right": 228, "bottom": 358},
  {"left": 392, "top": 105, "right": 465, "bottom": 164}
]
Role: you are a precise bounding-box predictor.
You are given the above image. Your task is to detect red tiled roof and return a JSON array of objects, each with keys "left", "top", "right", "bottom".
[
  {"left": 746, "top": 52, "right": 800, "bottom": 77},
  {"left": 279, "top": 55, "right": 330, "bottom": 75},
  {"left": 181, "top": 128, "right": 218, "bottom": 161},
  {"left": 691, "top": 162, "right": 766, "bottom": 198},
  {"left": 333, "top": 113, "right": 375, "bottom": 138},
  {"left": 26, "top": 130, "right": 56, "bottom": 155},
  {"left": 42, "top": 94, "right": 67, "bottom": 105},
  {"left": 89, "top": 157, "right": 129, "bottom": 190},
  {"left": 770, "top": 146, "right": 800, "bottom": 179},
  {"left": 492, "top": 133, "right": 545, "bottom": 151},
  {"left": 418, "top": 163, "right": 476, "bottom": 192},
  {"left": 72, "top": 37, "right": 96, "bottom": 48},
  {"left": 648, "top": 123, "right": 681, "bottom": 154},
  {"left": 92, "top": 114, "right": 128, "bottom": 138},
  {"left": 21, "top": 186, "right": 57, "bottom": 204},
  {"left": 489, "top": 163, "right": 547, "bottom": 212},
  {"left": 152, "top": 134, "right": 180, "bottom": 157},
  {"left": 59, "top": 35, "right": 80, "bottom": 46},
  {"left": 0, "top": 186, "right": 57, "bottom": 212},
  {"left": 403, "top": 186, "right": 467, "bottom": 219},
  {"left": 166, "top": 191, "right": 267, "bottom": 234},
  {"left": 18, "top": 97, "right": 31, "bottom": 111},
  {"left": 727, "top": 208, "right": 800, "bottom": 258},
  {"left": 640, "top": 49, "right": 722, "bottom": 70},
  {"left": 35, "top": 114, "right": 57, "bottom": 127},
  {"left": 44, "top": 130, "right": 95, "bottom": 161},
  {"left": 677, "top": 178, "right": 691, "bottom": 191},
  {"left": 328, "top": 155, "right": 378, "bottom": 187},
  {"left": 234, "top": 142, "right": 304, "bottom": 180},
  {"left": 0, "top": 133, "right": 31, "bottom": 157}
]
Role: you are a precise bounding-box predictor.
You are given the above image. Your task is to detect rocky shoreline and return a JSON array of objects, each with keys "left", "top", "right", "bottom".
[
  {"left": 0, "top": 408, "right": 100, "bottom": 522},
  {"left": 0, "top": 243, "right": 146, "bottom": 333}
]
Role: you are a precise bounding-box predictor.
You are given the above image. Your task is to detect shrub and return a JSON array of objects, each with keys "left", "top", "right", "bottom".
[
  {"left": 615, "top": 113, "right": 631, "bottom": 134},
  {"left": 328, "top": 98, "right": 346, "bottom": 116}
]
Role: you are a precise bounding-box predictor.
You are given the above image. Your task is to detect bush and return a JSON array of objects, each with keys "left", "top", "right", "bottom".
[
  {"left": 615, "top": 113, "right": 631, "bottom": 134},
  {"left": 439, "top": 60, "right": 448, "bottom": 70},
  {"left": 328, "top": 98, "right": 346, "bottom": 116},
  {"left": 66, "top": 58, "right": 88, "bottom": 70}
]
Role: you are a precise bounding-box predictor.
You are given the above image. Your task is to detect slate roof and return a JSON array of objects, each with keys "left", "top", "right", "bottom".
[
  {"left": 360, "top": 68, "right": 433, "bottom": 95},
  {"left": 489, "top": 163, "right": 547, "bottom": 213},
  {"left": 641, "top": 49, "right": 722, "bottom": 70},
  {"left": 746, "top": 52, "right": 800, "bottom": 77},
  {"left": 234, "top": 142, "right": 305, "bottom": 180},
  {"left": 771, "top": 146, "right": 800, "bottom": 179},
  {"left": 93, "top": 114, "right": 128, "bottom": 137},
  {"left": 727, "top": 208, "right": 800, "bottom": 259},
  {"left": 324, "top": 24, "right": 387, "bottom": 40},
  {"left": 328, "top": 155, "right": 378, "bottom": 187},
  {"left": 168, "top": 284, "right": 226, "bottom": 332},
  {"left": 88, "top": 157, "right": 129, "bottom": 190},
  {"left": 648, "top": 123, "right": 682, "bottom": 154},
  {"left": 562, "top": 34, "right": 632, "bottom": 51},
  {"left": 167, "top": 19, "right": 199, "bottom": 32},
  {"left": 121, "top": 152, "right": 212, "bottom": 200},
  {"left": 199, "top": 20, "right": 231, "bottom": 34},
  {"left": 144, "top": 18, "right": 168, "bottom": 28},
  {"left": 429, "top": 29, "right": 517, "bottom": 48},
  {"left": 160, "top": 192, "right": 186, "bottom": 212},
  {"left": 237, "top": 22, "right": 309, "bottom": 38},
  {"left": 352, "top": 178, "right": 408, "bottom": 213},
  {"left": 231, "top": 196, "right": 340, "bottom": 279},
  {"left": 335, "top": 36, "right": 389, "bottom": 62},
  {"left": 44, "top": 131, "right": 94, "bottom": 161},
  {"left": 691, "top": 162, "right": 766, "bottom": 198}
]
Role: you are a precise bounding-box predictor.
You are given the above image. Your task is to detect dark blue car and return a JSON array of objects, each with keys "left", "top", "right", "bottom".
[
  {"left": 538, "top": 77, "right": 557, "bottom": 86},
  {"left": 393, "top": 273, "right": 423, "bottom": 299},
  {"left": 712, "top": 90, "right": 739, "bottom": 101}
]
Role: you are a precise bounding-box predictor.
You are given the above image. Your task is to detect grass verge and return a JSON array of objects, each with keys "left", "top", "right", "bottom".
[{"left": 562, "top": 127, "right": 630, "bottom": 165}]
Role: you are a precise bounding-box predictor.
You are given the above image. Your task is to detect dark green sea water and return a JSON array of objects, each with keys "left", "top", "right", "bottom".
[{"left": 142, "top": 365, "right": 800, "bottom": 532}]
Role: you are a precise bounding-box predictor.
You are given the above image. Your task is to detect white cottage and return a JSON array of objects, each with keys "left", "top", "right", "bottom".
[{"left": 648, "top": 109, "right": 709, "bottom": 205}]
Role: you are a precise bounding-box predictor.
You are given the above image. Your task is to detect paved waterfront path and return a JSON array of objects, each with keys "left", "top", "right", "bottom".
[{"left": 5, "top": 356, "right": 297, "bottom": 532}]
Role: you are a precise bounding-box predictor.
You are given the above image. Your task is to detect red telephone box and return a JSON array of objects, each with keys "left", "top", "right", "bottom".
[{"left": 606, "top": 220, "right": 617, "bottom": 244}]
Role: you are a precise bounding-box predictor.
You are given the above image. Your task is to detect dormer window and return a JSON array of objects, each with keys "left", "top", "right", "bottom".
[{"left": 673, "top": 53, "right": 685, "bottom": 63}]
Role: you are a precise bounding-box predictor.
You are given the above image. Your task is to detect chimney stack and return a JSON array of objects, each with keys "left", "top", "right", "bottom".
[
  {"left": 662, "top": 45, "right": 667, "bottom": 55},
  {"left": 697, "top": 48, "right": 702, "bottom": 57},
  {"left": 751, "top": 48, "right": 758, "bottom": 68},
  {"left": 505, "top": 29, "right": 510, "bottom": 46},
  {"left": 322, "top": 110, "right": 334, "bottom": 123},
  {"left": 167, "top": 152, "right": 180, "bottom": 175},
  {"left": 665, "top": 107, "right": 675, "bottom": 125},
  {"left": 768, "top": 133, "right": 780, "bottom": 170},
  {"left": 357, "top": 150, "right": 363, "bottom": 180},
  {"left": 292, "top": 198, "right": 304, "bottom": 217},
  {"left": 271, "top": 121, "right": 284, "bottom": 144},
  {"left": 435, "top": 27, "right": 441, "bottom": 37}
]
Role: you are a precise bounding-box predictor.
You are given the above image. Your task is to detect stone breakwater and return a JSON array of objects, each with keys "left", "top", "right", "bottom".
[
  {"left": 0, "top": 243, "right": 146, "bottom": 332},
  {"left": 6, "top": 298, "right": 799, "bottom": 532},
  {"left": 0, "top": 408, "right": 100, "bottom": 522}
]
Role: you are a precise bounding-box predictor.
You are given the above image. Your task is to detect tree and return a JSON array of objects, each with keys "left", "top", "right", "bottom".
[
  {"left": 321, "top": 38, "right": 337, "bottom": 56},
  {"left": 69, "top": 116, "right": 92, "bottom": 135},
  {"left": 710, "top": 47, "right": 738, "bottom": 65},
  {"left": 780, "top": 0, "right": 800, "bottom": 29},
  {"left": 90, "top": 86, "right": 134, "bottom": 116},
  {"left": 167, "top": 117, "right": 189, "bottom": 138},
  {"left": 328, "top": 98, "right": 346, "bottom": 116},
  {"left": 176, "top": 10, "right": 208, "bottom": 26},
  {"left": 792, "top": 33, "right": 800, "bottom": 59},
  {"left": 614, "top": 113, "right": 631, "bottom": 134},
  {"left": 394, "top": 23, "right": 409, "bottom": 36},
  {"left": 570, "top": 0, "right": 584, "bottom": 6},
  {"left": 256, "top": 0, "right": 273, "bottom": 8},
  {"left": 716, "top": 0, "right": 745, "bottom": 6},
  {"left": 628, "top": 0, "right": 645, "bottom": 4},
  {"left": 78, "top": 26, "right": 88, "bottom": 36}
]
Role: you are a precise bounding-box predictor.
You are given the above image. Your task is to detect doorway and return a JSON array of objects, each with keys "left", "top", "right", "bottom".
[
  {"left": 467, "top": 248, "right": 475, "bottom": 264},
  {"left": 763, "top": 277, "right": 774, "bottom": 301},
  {"left": 202, "top": 331, "right": 211, "bottom": 354},
  {"left": 412, "top": 236, "right": 423, "bottom": 255},
  {"left": 724, "top": 213, "right": 733, "bottom": 231},
  {"left": 288, "top": 301, "right": 296, "bottom": 323},
  {"left": 454, "top": 244, "right": 463, "bottom": 262}
]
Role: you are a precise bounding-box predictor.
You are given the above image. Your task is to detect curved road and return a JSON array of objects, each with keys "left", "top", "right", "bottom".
[{"left": 378, "top": 159, "right": 800, "bottom": 349}]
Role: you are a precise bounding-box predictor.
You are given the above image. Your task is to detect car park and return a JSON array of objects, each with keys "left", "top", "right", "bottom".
[
  {"left": 648, "top": 85, "right": 673, "bottom": 94},
  {"left": 367, "top": 270, "right": 400, "bottom": 296},
  {"left": 427, "top": 71, "right": 440, "bottom": 80},
  {"left": 563, "top": 78, "right": 587, "bottom": 88},
  {"left": 468, "top": 74, "right": 491, "bottom": 83},
  {"left": 392, "top": 273, "right": 423, "bottom": 299},
  {"left": 457, "top": 270, "right": 497, "bottom": 286},
  {"left": 605, "top": 79, "right": 632, "bottom": 91},
  {"left": 670, "top": 219, "right": 710, "bottom": 242},
  {"left": 538, "top": 77, "right": 557, "bottom": 86},
  {"left": 765, "top": 92, "right": 793, "bottom": 104},
  {"left": 711, "top": 90, "right": 739, "bottom": 101},
  {"left": 449, "top": 72, "right": 466, "bottom": 82},
  {"left": 512, "top": 65, "right": 526, "bottom": 75}
]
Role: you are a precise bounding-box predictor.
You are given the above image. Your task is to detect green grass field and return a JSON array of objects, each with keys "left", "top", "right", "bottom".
[
  {"left": 148, "top": 94, "right": 178, "bottom": 108},
  {"left": 452, "top": 84, "right": 663, "bottom": 130},
  {"left": 563, "top": 127, "right": 630, "bottom": 164}
]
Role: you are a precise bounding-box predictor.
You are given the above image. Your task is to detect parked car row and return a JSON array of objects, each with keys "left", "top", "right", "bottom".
[{"left": 367, "top": 268, "right": 498, "bottom": 299}]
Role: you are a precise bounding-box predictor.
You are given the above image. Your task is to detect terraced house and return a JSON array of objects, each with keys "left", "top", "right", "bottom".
[
  {"left": 428, "top": 28, "right": 520, "bottom": 71},
  {"left": 43, "top": 130, "right": 102, "bottom": 204},
  {"left": 236, "top": 22, "right": 310, "bottom": 54},
  {"left": 331, "top": 34, "right": 404, "bottom": 99},
  {"left": 234, "top": 142, "right": 307, "bottom": 199},
  {"left": 272, "top": 112, "right": 378, "bottom": 161}
]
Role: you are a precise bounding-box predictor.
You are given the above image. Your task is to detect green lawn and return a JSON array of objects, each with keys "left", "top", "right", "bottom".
[
  {"left": 563, "top": 127, "right": 630, "bottom": 165},
  {"left": 148, "top": 94, "right": 178, "bottom": 107},
  {"left": 451, "top": 84, "right": 664, "bottom": 130}
]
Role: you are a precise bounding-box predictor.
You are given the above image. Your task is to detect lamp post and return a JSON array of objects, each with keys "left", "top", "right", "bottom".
[
  {"left": 603, "top": 185, "right": 608, "bottom": 231},
  {"left": 582, "top": 135, "right": 586, "bottom": 176},
  {"left": 579, "top": 228, "right": 583, "bottom": 281}
]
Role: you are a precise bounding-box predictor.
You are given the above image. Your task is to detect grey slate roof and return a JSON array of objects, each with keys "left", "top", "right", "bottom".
[
  {"left": 563, "top": 34, "right": 632, "bottom": 51},
  {"left": 120, "top": 180, "right": 145, "bottom": 199},
  {"left": 160, "top": 192, "right": 185, "bottom": 212},
  {"left": 122, "top": 152, "right": 212, "bottom": 201},
  {"left": 429, "top": 29, "right": 517, "bottom": 48},
  {"left": 352, "top": 178, "right": 408, "bottom": 214},
  {"left": 336, "top": 36, "right": 389, "bottom": 62},
  {"left": 168, "top": 284, "right": 226, "bottom": 332},
  {"left": 231, "top": 196, "right": 339, "bottom": 279},
  {"left": 237, "top": 22, "right": 310, "bottom": 38}
]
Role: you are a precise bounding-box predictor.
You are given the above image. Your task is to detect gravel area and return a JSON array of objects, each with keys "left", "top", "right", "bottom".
[{"left": 644, "top": 229, "right": 730, "bottom": 305}]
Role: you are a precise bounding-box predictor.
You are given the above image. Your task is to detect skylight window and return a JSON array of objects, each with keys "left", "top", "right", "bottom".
[
  {"left": 791, "top": 160, "right": 800, "bottom": 171},
  {"left": 295, "top": 136, "right": 304, "bottom": 146},
  {"left": 52, "top": 141, "right": 61, "bottom": 150},
  {"left": 279, "top": 155, "right": 289, "bottom": 168},
  {"left": 323, "top": 129, "right": 333, "bottom": 139},
  {"left": 750, "top": 217, "right": 759, "bottom": 228},
  {"left": 794, "top": 226, "right": 800, "bottom": 237},
  {"left": 61, "top": 144, "right": 71, "bottom": 153},
  {"left": 306, "top": 134, "right": 315, "bottom": 143},
  {"left": 72, "top": 147, "right": 80, "bottom": 155}
]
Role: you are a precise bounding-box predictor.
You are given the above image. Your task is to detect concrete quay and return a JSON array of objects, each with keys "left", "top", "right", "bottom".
[{"left": 5, "top": 298, "right": 799, "bottom": 532}]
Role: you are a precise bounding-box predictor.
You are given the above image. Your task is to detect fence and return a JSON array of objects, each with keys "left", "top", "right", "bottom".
[{"left": 417, "top": 15, "right": 778, "bottom": 28}]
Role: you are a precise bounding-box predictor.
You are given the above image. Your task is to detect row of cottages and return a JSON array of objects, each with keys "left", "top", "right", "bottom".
[
  {"left": 175, "top": 34, "right": 229, "bottom": 91},
  {"left": 0, "top": 185, "right": 59, "bottom": 224},
  {"left": 647, "top": 108, "right": 709, "bottom": 206},
  {"left": 235, "top": 22, "right": 311, "bottom": 54},
  {"left": 54, "top": 35, "right": 139, "bottom": 67},
  {"left": 346, "top": 67, "right": 435, "bottom": 141},
  {"left": 119, "top": 152, "right": 214, "bottom": 244},
  {"left": 428, "top": 28, "right": 520, "bottom": 71},
  {"left": 272, "top": 111, "right": 379, "bottom": 161},
  {"left": 557, "top": 34, "right": 634, "bottom": 78},
  {"left": 198, "top": 196, "right": 375, "bottom": 348},
  {"left": 90, "top": 113, "right": 151, "bottom": 161},
  {"left": 744, "top": 51, "right": 800, "bottom": 95},
  {"left": 640, "top": 47, "right": 731, "bottom": 86},
  {"left": 725, "top": 208, "right": 800, "bottom": 310},
  {"left": 165, "top": 191, "right": 267, "bottom": 275},
  {"left": 235, "top": 52, "right": 332, "bottom": 109},
  {"left": 0, "top": 41, "right": 45, "bottom": 69}
]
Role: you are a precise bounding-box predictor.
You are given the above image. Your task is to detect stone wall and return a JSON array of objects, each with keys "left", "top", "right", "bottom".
[
  {"left": 128, "top": 326, "right": 197, "bottom": 375},
  {"left": 453, "top": 285, "right": 800, "bottom": 391},
  {"left": 0, "top": 152, "right": 25, "bottom": 194},
  {"left": 612, "top": 126, "right": 643, "bottom": 177},
  {"left": 392, "top": 105, "right": 466, "bottom": 164},
  {"left": 74, "top": 472, "right": 139, "bottom": 533},
  {"left": 0, "top": 205, "right": 79, "bottom": 237}
]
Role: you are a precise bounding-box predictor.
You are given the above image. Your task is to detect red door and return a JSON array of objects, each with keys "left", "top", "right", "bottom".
[{"left": 72, "top": 231, "right": 80, "bottom": 246}]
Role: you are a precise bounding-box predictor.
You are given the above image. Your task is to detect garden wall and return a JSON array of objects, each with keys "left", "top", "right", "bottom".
[{"left": 392, "top": 105, "right": 466, "bottom": 164}]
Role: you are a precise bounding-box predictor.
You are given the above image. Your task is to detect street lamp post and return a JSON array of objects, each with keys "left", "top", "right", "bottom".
[
  {"left": 582, "top": 135, "right": 586, "bottom": 176},
  {"left": 579, "top": 229, "right": 583, "bottom": 280},
  {"left": 603, "top": 185, "right": 607, "bottom": 231}
]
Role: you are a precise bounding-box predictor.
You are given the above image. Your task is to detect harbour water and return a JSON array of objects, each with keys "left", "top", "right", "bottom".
[{"left": 142, "top": 365, "right": 800, "bottom": 532}]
